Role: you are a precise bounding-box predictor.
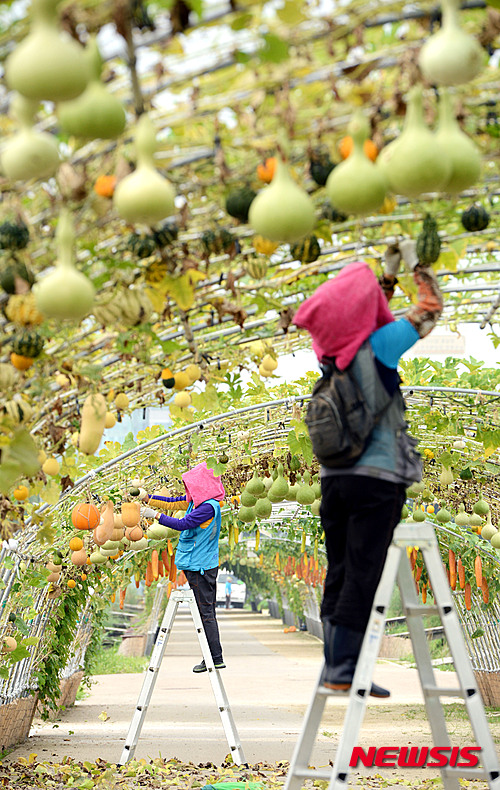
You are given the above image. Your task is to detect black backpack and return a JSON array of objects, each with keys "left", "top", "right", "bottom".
[{"left": 305, "top": 358, "right": 388, "bottom": 468}]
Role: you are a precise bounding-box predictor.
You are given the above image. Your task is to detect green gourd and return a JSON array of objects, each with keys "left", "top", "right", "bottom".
[
  {"left": 226, "top": 187, "right": 257, "bottom": 222},
  {"left": 1, "top": 95, "right": 60, "bottom": 182},
  {"left": 439, "top": 464, "right": 454, "bottom": 486},
  {"left": 129, "top": 537, "right": 148, "bottom": 551},
  {"left": 237, "top": 505, "right": 255, "bottom": 523},
  {"left": 89, "top": 550, "right": 108, "bottom": 564},
  {"left": 377, "top": 86, "right": 451, "bottom": 198},
  {"left": 12, "top": 329, "right": 44, "bottom": 358},
  {"left": 113, "top": 114, "right": 176, "bottom": 224},
  {"left": 473, "top": 495, "right": 489, "bottom": 516},
  {"left": 0, "top": 220, "right": 30, "bottom": 251},
  {"left": 310, "top": 499, "right": 321, "bottom": 516},
  {"left": 290, "top": 234, "right": 321, "bottom": 264},
  {"left": 249, "top": 157, "right": 315, "bottom": 243},
  {"left": 245, "top": 258, "right": 268, "bottom": 279},
  {"left": 0, "top": 260, "right": 35, "bottom": 295},
  {"left": 240, "top": 489, "right": 257, "bottom": 507},
  {"left": 469, "top": 512, "right": 483, "bottom": 528},
  {"left": 412, "top": 507, "right": 426, "bottom": 522},
  {"left": 418, "top": 0, "right": 484, "bottom": 86},
  {"left": 268, "top": 463, "right": 289, "bottom": 503},
  {"left": 416, "top": 215, "right": 441, "bottom": 265},
  {"left": 287, "top": 483, "right": 298, "bottom": 501},
  {"left": 401, "top": 504, "right": 409, "bottom": 519},
  {"left": 312, "top": 474, "right": 321, "bottom": 499},
  {"left": 484, "top": 525, "right": 498, "bottom": 542},
  {"left": 34, "top": 209, "right": 95, "bottom": 320},
  {"left": 406, "top": 481, "right": 426, "bottom": 498},
  {"left": 435, "top": 89, "right": 481, "bottom": 193},
  {"left": 461, "top": 204, "right": 490, "bottom": 232},
  {"left": 245, "top": 470, "right": 265, "bottom": 496},
  {"left": 436, "top": 503, "right": 452, "bottom": 523},
  {"left": 326, "top": 110, "right": 386, "bottom": 215},
  {"left": 58, "top": 37, "right": 126, "bottom": 139},
  {"left": 254, "top": 497, "right": 272, "bottom": 519},
  {"left": 454, "top": 504, "right": 470, "bottom": 526},
  {"left": 296, "top": 471, "right": 316, "bottom": 505},
  {"left": 5, "top": 0, "right": 89, "bottom": 102},
  {"left": 263, "top": 476, "right": 273, "bottom": 491}
]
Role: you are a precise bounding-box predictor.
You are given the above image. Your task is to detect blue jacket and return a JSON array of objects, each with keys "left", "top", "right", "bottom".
[{"left": 174, "top": 498, "right": 221, "bottom": 573}]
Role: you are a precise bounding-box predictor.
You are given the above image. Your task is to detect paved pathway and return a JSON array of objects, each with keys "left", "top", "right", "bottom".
[{"left": 5, "top": 609, "right": 498, "bottom": 781}]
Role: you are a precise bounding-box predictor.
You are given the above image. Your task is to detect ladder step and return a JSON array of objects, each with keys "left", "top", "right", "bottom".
[
  {"left": 317, "top": 686, "right": 349, "bottom": 697},
  {"left": 292, "top": 768, "right": 334, "bottom": 780},
  {"left": 423, "top": 685, "right": 466, "bottom": 698},
  {"left": 404, "top": 604, "right": 439, "bottom": 616}
]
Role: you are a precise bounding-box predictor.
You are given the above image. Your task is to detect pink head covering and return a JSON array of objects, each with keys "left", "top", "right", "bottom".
[
  {"left": 182, "top": 462, "right": 225, "bottom": 509},
  {"left": 293, "top": 262, "right": 394, "bottom": 370}
]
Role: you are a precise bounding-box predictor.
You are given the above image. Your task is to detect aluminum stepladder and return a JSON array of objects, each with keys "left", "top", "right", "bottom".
[
  {"left": 284, "top": 520, "right": 500, "bottom": 790},
  {"left": 119, "top": 587, "right": 246, "bottom": 766}
]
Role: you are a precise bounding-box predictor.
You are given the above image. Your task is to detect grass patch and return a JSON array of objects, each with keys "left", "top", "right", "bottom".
[
  {"left": 402, "top": 703, "right": 500, "bottom": 725},
  {"left": 91, "top": 645, "right": 149, "bottom": 675}
]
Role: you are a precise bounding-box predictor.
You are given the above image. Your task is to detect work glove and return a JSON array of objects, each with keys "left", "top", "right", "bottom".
[
  {"left": 399, "top": 239, "right": 419, "bottom": 271},
  {"left": 383, "top": 241, "right": 401, "bottom": 277},
  {"left": 140, "top": 506, "right": 160, "bottom": 520}
]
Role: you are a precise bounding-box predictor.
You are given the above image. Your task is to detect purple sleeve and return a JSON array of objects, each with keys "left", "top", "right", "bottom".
[
  {"left": 158, "top": 503, "right": 215, "bottom": 532},
  {"left": 147, "top": 495, "right": 187, "bottom": 503}
]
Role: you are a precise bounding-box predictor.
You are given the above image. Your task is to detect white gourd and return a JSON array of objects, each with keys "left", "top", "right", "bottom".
[
  {"left": 377, "top": 86, "right": 451, "bottom": 198},
  {"left": 435, "top": 89, "right": 481, "bottom": 193},
  {"left": 58, "top": 37, "right": 126, "bottom": 140},
  {"left": 326, "top": 109, "right": 386, "bottom": 215},
  {"left": 419, "top": 0, "right": 484, "bottom": 86},
  {"left": 34, "top": 210, "right": 95, "bottom": 320},
  {"left": 5, "top": 0, "right": 89, "bottom": 102},
  {"left": 248, "top": 157, "right": 315, "bottom": 243},
  {"left": 113, "top": 114, "right": 176, "bottom": 224},
  {"left": 1, "top": 95, "right": 60, "bottom": 181}
]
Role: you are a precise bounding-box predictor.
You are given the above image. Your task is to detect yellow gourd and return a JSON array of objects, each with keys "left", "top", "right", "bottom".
[
  {"left": 42, "top": 457, "right": 59, "bottom": 476},
  {"left": 121, "top": 502, "right": 140, "bottom": 528},
  {"left": 174, "top": 391, "right": 191, "bottom": 408},
  {"left": 78, "top": 392, "right": 107, "bottom": 454},
  {"left": 113, "top": 114, "right": 176, "bottom": 224},
  {"left": 114, "top": 392, "right": 129, "bottom": 410},
  {"left": 71, "top": 548, "right": 88, "bottom": 566},
  {"left": 5, "top": 0, "right": 89, "bottom": 102},
  {"left": 105, "top": 411, "right": 116, "bottom": 429}
]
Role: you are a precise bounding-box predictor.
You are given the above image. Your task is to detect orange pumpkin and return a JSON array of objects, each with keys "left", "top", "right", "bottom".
[
  {"left": 338, "top": 136, "right": 378, "bottom": 162},
  {"left": 69, "top": 536, "right": 84, "bottom": 551},
  {"left": 257, "top": 157, "right": 277, "bottom": 183},
  {"left": 71, "top": 502, "right": 100, "bottom": 531},
  {"left": 10, "top": 352, "right": 34, "bottom": 371},
  {"left": 94, "top": 175, "right": 117, "bottom": 198}
]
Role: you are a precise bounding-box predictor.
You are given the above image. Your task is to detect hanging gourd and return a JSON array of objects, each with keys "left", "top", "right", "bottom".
[
  {"left": 121, "top": 502, "right": 141, "bottom": 527},
  {"left": 78, "top": 392, "right": 107, "bottom": 454},
  {"left": 71, "top": 501, "right": 100, "bottom": 530},
  {"left": 58, "top": 37, "right": 126, "bottom": 139},
  {"left": 245, "top": 471, "right": 265, "bottom": 497},
  {"left": 436, "top": 502, "right": 452, "bottom": 523},
  {"left": 248, "top": 157, "right": 315, "bottom": 243},
  {"left": 5, "top": 0, "right": 89, "bottom": 102},
  {"left": 254, "top": 497, "right": 272, "bottom": 519},
  {"left": 287, "top": 483, "right": 298, "bottom": 501},
  {"left": 473, "top": 495, "right": 489, "bottom": 516},
  {"left": 439, "top": 464, "right": 454, "bottom": 486},
  {"left": 296, "top": 471, "right": 316, "bottom": 505},
  {"left": 237, "top": 505, "right": 256, "bottom": 523},
  {"left": 418, "top": 0, "right": 484, "bottom": 86},
  {"left": 240, "top": 489, "right": 257, "bottom": 507},
  {"left": 33, "top": 209, "right": 95, "bottom": 321},
  {"left": 1, "top": 94, "right": 60, "bottom": 182},
  {"left": 113, "top": 113, "right": 176, "bottom": 224},
  {"left": 326, "top": 109, "right": 386, "bottom": 215},
  {"left": 268, "top": 464, "right": 290, "bottom": 503},
  {"left": 461, "top": 204, "right": 490, "bottom": 232},
  {"left": 416, "top": 215, "right": 441, "bottom": 265},
  {"left": 454, "top": 504, "right": 470, "bottom": 527},
  {"left": 377, "top": 86, "right": 451, "bottom": 198},
  {"left": 435, "top": 89, "right": 481, "bottom": 193},
  {"left": 94, "top": 500, "right": 115, "bottom": 545}
]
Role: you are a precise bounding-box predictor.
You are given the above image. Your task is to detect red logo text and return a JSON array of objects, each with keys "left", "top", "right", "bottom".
[{"left": 349, "top": 746, "right": 482, "bottom": 768}]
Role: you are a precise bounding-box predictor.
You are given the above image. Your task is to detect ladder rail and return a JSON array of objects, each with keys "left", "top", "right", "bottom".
[
  {"left": 284, "top": 520, "right": 500, "bottom": 790},
  {"left": 119, "top": 589, "right": 246, "bottom": 767}
]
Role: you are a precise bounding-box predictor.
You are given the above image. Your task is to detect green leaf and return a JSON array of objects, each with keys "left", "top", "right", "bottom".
[
  {"left": 40, "top": 480, "right": 61, "bottom": 506},
  {"left": 259, "top": 33, "right": 289, "bottom": 64},
  {"left": 231, "top": 12, "right": 252, "bottom": 30},
  {"left": 234, "top": 50, "right": 251, "bottom": 64}
]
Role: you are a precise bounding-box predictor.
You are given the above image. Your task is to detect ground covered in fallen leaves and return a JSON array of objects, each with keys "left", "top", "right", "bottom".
[{"left": 0, "top": 756, "right": 487, "bottom": 789}]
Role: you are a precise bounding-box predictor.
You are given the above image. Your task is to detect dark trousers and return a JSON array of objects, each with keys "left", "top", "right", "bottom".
[
  {"left": 185, "top": 567, "right": 223, "bottom": 662},
  {"left": 320, "top": 475, "right": 406, "bottom": 633}
]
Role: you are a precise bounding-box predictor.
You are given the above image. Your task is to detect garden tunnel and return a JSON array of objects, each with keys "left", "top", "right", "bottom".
[
  {"left": 1, "top": 386, "right": 500, "bottom": 717},
  {"left": 1, "top": 0, "right": 500, "bottom": 766}
]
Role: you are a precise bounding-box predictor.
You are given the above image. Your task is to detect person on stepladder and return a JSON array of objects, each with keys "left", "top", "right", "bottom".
[
  {"left": 140, "top": 461, "right": 226, "bottom": 673},
  {"left": 225, "top": 577, "right": 232, "bottom": 609},
  {"left": 293, "top": 240, "right": 443, "bottom": 698}
]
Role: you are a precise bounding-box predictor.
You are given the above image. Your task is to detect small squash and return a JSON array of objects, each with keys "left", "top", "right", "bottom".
[
  {"left": 339, "top": 135, "right": 378, "bottom": 162},
  {"left": 290, "top": 234, "right": 321, "bottom": 264},
  {"left": 257, "top": 157, "right": 277, "bottom": 183},
  {"left": 94, "top": 175, "right": 117, "bottom": 198},
  {"left": 226, "top": 187, "right": 257, "bottom": 222},
  {"left": 12, "top": 329, "right": 44, "bottom": 358},
  {"left": 461, "top": 204, "right": 490, "bottom": 232},
  {"left": 94, "top": 500, "right": 114, "bottom": 545},
  {"left": 416, "top": 214, "right": 441, "bottom": 265},
  {"left": 71, "top": 548, "right": 88, "bottom": 566},
  {"left": 79, "top": 392, "right": 107, "bottom": 454},
  {"left": 309, "top": 148, "right": 336, "bottom": 186},
  {"left": 121, "top": 502, "right": 140, "bottom": 528},
  {"left": 5, "top": 293, "right": 44, "bottom": 327},
  {"left": 0, "top": 260, "right": 34, "bottom": 296},
  {"left": 245, "top": 258, "right": 268, "bottom": 279},
  {"left": 69, "top": 536, "right": 83, "bottom": 551},
  {"left": 71, "top": 502, "right": 100, "bottom": 530},
  {"left": 10, "top": 352, "right": 34, "bottom": 371}
]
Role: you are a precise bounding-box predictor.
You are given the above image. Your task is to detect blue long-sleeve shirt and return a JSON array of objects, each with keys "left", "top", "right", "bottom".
[{"left": 148, "top": 495, "right": 215, "bottom": 531}]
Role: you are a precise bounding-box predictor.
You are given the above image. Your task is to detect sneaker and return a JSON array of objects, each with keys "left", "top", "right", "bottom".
[{"left": 192, "top": 659, "right": 226, "bottom": 673}]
